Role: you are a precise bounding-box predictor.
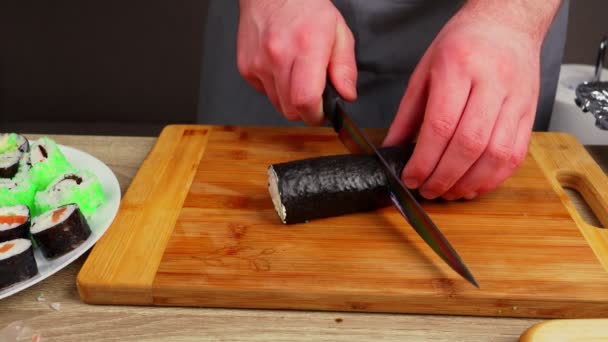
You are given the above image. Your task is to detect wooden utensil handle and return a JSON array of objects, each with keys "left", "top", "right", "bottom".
[
  {"left": 520, "top": 319, "right": 608, "bottom": 341},
  {"left": 530, "top": 132, "right": 608, "bottom": 271}
]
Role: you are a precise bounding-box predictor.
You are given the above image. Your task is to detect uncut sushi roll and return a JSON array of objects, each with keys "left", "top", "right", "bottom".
[
  {"left": 0, "top": 238, "right": 38, "bottom": 289},
  {"left": 267, "top": 145, "right": 415, "bottom": 224},
  {"left": 0, "top": 205, "right": 30, "bottom": 243},
  {"left": 0, "top": 178, "right": 37, "bottom": 210},
  {"left": 29, "top": 137, "right": 73, "bottom": 190},
  {"left": 35, "top": 170, "right": 105, "bottom": 219},
  {"left": 31, "top": 204, "right": 91, "bottom": 259}
]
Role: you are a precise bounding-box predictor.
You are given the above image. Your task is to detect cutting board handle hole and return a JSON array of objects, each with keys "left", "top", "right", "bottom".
[{"left": 557, "top": 172, "right": 606, "bottom": 229}]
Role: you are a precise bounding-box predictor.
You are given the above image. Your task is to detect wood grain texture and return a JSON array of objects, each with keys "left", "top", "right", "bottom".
[
  {"left": 530, "top": 134, "right": 608, "bottom": 270},
  {"left": 0, "top": 132, "right": 606, "bottom": 341},
  {"left": 76, "top": 125, "right": 608, "bottom": 318},
  {"left": 519, "top": 319, "right": 608, "bottom": 341},
  {"left": 77, "top": 125, "right": 211, "bottom": 304}
]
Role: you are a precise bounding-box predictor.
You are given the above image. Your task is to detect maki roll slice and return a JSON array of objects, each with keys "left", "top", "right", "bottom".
[
  {"left": 0, "top": 178, "right": 37, "bottom": 209},
  {"left": 0, "top": 238, "right": 38, "bottom": 289},
  {"left": 0, "top": 133, "right": 29, "bottom": 179},
  {"left": 0, "top": 205, "right": 30, "bottom": 243},
  {"left": 31, "top": 204, "right": 91, "bottom": 259},
  {"left": 30, "top": 137, "right": 73, "bottom": 190},
  {"left": 0, "top": 133, "right": 29, "bottom": 154},
  {"left": 267, "top": 145, "right": 415, "bottom": 224},
  {"left": 0, "top": 151, "right": 20, "bottom": 179},
  {"left": 11, "top": 153, "right": 31, "bottom": 182},
  {"left": 35, "top": 170, "right": 105, "bottom": 220}
]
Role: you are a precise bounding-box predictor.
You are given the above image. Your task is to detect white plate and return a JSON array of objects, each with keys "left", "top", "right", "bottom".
[{"left": 0, "top": 145, "right": 121, "bottom": 300}]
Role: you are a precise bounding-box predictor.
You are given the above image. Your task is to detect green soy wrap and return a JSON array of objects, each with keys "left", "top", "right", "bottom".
[
  {"left": 34, "top": 170, "right": 105, "bottom": 220},
  {"left": 0, "top": 134, "right": 19, "bottom": 154},
  {"left": 29, "top": 137, "right": 73, "bottom": 191},
  {"left": 0, "top": 179, "right": 37, "bottom": 211}
]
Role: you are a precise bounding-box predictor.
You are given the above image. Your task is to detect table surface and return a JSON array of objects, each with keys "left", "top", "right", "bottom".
[{"left": 0, "top": 133, "right": 605, "bottom": 342}]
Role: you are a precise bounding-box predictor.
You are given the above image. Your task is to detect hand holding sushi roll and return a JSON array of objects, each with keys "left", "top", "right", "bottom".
[{"left": 383, "top": 0, "right": 562, "bottom": 201}]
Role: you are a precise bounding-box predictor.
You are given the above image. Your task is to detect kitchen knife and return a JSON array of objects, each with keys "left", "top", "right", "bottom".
[{"left": 322, "top": 80, "right": 479, "bottom": 288}]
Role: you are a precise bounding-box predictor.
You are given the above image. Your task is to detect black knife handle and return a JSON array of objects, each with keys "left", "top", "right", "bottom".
[{"left": 322, "top": 77, "right": 341, "bottom": 122}]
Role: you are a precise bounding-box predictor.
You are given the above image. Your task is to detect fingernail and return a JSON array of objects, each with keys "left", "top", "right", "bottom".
[
  {"left": 403, "top": 178, "right": 418, "bottom": 189},
  {"left": 420, "top": 189, "right": 439, "bottom": 200},
  {"left": 464, "top": 192, "right": 478, "bottom": 200}
]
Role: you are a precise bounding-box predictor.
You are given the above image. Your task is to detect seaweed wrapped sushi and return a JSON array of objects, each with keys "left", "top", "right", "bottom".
[
  {"left": 267, "top": 145, "right": 415, "bottom": 224},
  {"left": 30, "top": 204, "right": 91, "bottom": 259},
  {"left": 0, "top": 205, "right": 30, "bottom": 243},
  {"left": 0, "top": 238, "right": 38, "bottom": 289}
]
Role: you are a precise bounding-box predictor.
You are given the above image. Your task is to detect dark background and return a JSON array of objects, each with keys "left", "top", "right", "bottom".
[{"left": 0, "top": 0, "right": 605, "bottom": 136}]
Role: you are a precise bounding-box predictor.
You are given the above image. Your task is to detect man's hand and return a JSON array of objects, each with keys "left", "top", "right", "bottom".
[
  {"left": 383, "top": 0, "right": 562, "bottom": 200},
  {"left": 237, "top": 0, "right": 357, "bottom": 125}
]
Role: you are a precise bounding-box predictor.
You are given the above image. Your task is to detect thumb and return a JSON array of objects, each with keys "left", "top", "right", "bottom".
[{"left": 328, "top": 19, "right": 357, "bottom": 102}]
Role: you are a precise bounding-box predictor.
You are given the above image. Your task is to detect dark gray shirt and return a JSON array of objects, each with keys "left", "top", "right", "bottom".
[{"left": 198, "top": 0, "right": 569, "bottom": 131}]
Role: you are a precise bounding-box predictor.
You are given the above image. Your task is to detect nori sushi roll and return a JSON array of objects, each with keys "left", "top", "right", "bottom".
[
  {"left": 0, "top": 205, "right": 30, "bottom": 243},
  {"left": 29, "top": 137, "right": 73, "bottom": 190},
  {"left": 0, "top": 238, "right": 38, "bottom": 289},
  {"left": 267, "top": 145, "right": 415, "bottom": 224},
  {"left": 35, "top": 170, "right": 105, "bottom": 220},
  {"left": 0, "top": 151, "right": 20, "bottom": 179},
  {"left": 31, "top": 204, "right": 91, "bottom": 259},
  {"left": 0, "top": 178, "right": 37, "bottom": 210}
]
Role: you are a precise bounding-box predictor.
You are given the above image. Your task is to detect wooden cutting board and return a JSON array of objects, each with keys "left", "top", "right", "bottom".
[{"left": 77, "top": 125, "right": 608, "bottom": 318}]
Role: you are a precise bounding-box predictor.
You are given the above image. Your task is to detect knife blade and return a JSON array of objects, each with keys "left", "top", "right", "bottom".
[{"left": 322, "top": 80, "right": 479, "bottom": 288}]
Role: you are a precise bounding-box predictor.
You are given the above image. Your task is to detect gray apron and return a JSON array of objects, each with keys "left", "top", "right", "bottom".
[{"left": 198, "top": 0, "right": 569, "bottom": 131}]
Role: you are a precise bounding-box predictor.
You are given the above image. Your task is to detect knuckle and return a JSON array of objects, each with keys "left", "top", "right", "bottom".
[
  {"left": 428, "top": 116, "right": 457, "bottom": 140},
  {"left": 250, "top": 56, "right": 266, "bottom": 74},
  {"left": 486, "top": 141, "right": 512, "bottom": 162},
  {"left": 294, "top": 27, "right": 314, "bottom": 51},
  {"left": 292, "top": 92, "right": 319, "bottom": 113},
  {"left": 428, "top": 176, "right": 453, "bottom": 194},
  {"left": 263, "top": 31, "right": 287, "bottom": 65},
  {"left": 509, "top": 147, "right": 528, "bottom": 169},
  {"left": 456, "top": 129, "right": 487, "bottom": 158},
  {"left": 437, "top": 38, "right": 473, "bottom": 70}
]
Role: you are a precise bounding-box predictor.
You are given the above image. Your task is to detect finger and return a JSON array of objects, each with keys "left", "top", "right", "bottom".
[
  {"left": 328, "top": 18, "right": 357, "bottom": 102},
  {"left": 258, "top": 73, "right": 283, "bottom": 115},
  {"left": 290, "top": 33, "right": 335, "bottom": 126},
  {"left": 419, "top": 82, "right": 503, "bottom": 199},
  {"left": 382, "top": 55, "right": 431, "bottom": 147},
  {"left": 442, "top": 95, "right": 523, "bottom": 200},
  {"left": 275, "top": 62, "right": 298, "bottom": 120},
  {"left": 477, "top": 103, "right": 536, "bottom": 197},
  {"left": 247, "top": 76, "right": 266, "bottom": 94},
  {"left": 397, "top": 64, "right": 472, "bottom": 190},
  {"left": 262, "top": 33, "right": 299, "bottom": 120}
]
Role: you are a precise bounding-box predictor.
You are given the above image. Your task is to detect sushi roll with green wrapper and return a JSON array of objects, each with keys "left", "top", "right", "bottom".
[
  {"left": 0, "top": 238, "right": 38, "bottom": 289},
  {"left": 0, "top": 178, "right": 37, "bottom": 210},
  {"left": 11, "top": 153, "right": 31, "bottom": 182},
  {"left": 29, "top": 137, "right": 73, "bottom": 190},
  {"left": 0, "top": 205, "right": 31, "bottom": 243},
  {"left": 0, "top": 133, "right": 30, "bottom": 179},
  {"left": 35, "top": 170, "right": 105, "bottom": 220},
  {"left": 0, "top": 133, "right": 29, "bottom": 154},
  {"left": 31, "top": 204, "right": 91, "bottom": 259}
]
